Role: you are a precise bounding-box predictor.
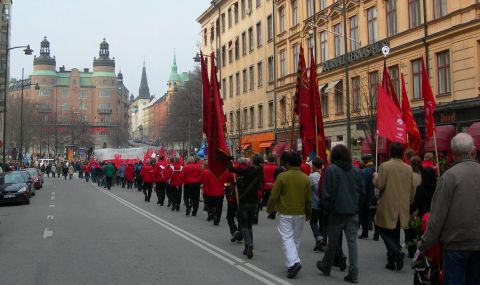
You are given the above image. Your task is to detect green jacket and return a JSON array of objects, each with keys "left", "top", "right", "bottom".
[
  {"left": 103, "top": 164, "right": 115, "bottom": 178},
  {"left": 267, "top": 167, "right": 312, "bottom": 219}
]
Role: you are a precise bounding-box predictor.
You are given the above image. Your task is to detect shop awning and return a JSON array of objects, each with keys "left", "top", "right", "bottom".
[
  {"left": 272, "top": 142, "right": 291, "bottom": 156},
  {"left": 467, "top": 122, "right": 480, "bottom": 148},
  {"left": 241, "top": 143, "right": 252, "bottom": 150},
  {"left": 361, "top": 135, "right": 388, "bottom": 155},
  {"left": 259, "top": 141, "right": 274, "bottom": 148},
  {"left": 324, "top": 80, "right": 341, "bottom": 92},
  {"left": 424, "top": 125, "right": 456, "bottom": 152}
]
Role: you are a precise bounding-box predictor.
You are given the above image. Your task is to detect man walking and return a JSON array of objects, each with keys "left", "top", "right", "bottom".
[
  {"left": 309, "top": 157, "right": 325, "bottom": 252},
  {"left": 261, "top": 155, "right": 277, "bottom": 210},
  {"left": 268, "top": 152, "right": 311, "bottom": 279},
  {"left": 153, "top": 156, "right": 168, "bottom": 205},
  {"left": 103, "top": 162, "right": 115, "bottom": 190},
  {"left": 419, "top": 133, "right": 480, "bottom": 285},
  {"left": 316, "top": 145, "right": 365, "bottom": 283},
  {"left": 373, "top": 142, "right": 415, "bottom": 271},
  {"left": 140, "top": 160, "right": 154, "bottom": 202},
  {"left": 182, "top": 157, "right": 202, "bottom": 216}
]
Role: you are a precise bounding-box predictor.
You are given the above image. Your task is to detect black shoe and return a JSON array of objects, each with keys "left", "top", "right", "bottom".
[
  {"left": 167, "top": 203, "right": 171, "bottom": 207},
  {"left": 242, "top": 247, "right": 247, "bottom": 256},
  {"left": 246, "top": 245, "right": 253, "bottom": 259},
  {"left": 230, "top": 231, "right": 241, "bottom": 243},
  {"left": 373, "top": 234, "right": 380, "bottom": 241},
  {"left": 316, "top": 261, "right": 331, "bottom": 276},
  {"left": 287, "top": 262, "right": 302, "bottom": 279},
  {"left": 385, "top": 262, "right": 395, "bottom": 271},
  {"left": 395, "top": 252, "right": 405, "bottom": 271},
  {"left": 334, "top": 256, "right": 347, "bottom": 272},
  {"left": 192, "top": 211, "right": 197, "bottom": 216},
  {"left": 176, "top": 206, "right": 180, "bottom": 212},
  {"left": 157, "top": 201, "right": 161, "bottom": 204},
  {"left": 159, "top": 203, "right": 164, "bottom": 206},
  {"left": 358, "top": 233, "right": 368, "bottom": 239},
  {"left": 186, "top": 211, "right": 190, "bottom": 216},
  {"left": 313, "top": 240, "right": 323, "bottom": 252},
  {"left": 213, "top": 221, "right": 219, "bottom": 226},
  {"left": 344, "top": 274, "right": 359, "bottom": 283}
]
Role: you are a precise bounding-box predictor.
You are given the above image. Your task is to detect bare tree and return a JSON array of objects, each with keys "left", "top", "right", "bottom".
[{"left": 350, "top": 74, "right": 377, "bottom": 152}]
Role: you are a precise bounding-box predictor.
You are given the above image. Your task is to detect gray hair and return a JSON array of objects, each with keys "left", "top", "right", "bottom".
[
  {"left": 186, "top": 156, "right": 195, "bottom": 164},
  {"left": 237, "top": 157, "right": 249, "bottom": 165},
  {"left": 451, "top": 133, "right": 474, "bottom": 156}
]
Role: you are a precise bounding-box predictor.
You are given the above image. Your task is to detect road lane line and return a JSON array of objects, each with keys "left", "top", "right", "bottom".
[
  {"left": 49, "top": 204, "right": 55, "bottom": 208},
  {"left": 43, "top": 228, "right": 53, "bottom": 239},
  {"left": 52, "top": 192, "right": 55, "bottom": 195},
  {"left": 47, "top": 215, "right": 54, "bottom": 220},
  {"left": 97, "top": 187, "right": 292, "bottom": 285},
  {"left": 51, "top": 196, "right": 55, "bottom": 200}
]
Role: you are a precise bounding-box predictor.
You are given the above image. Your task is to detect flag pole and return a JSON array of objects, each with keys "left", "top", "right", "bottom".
[
  {"left": 432, "top": 130, "right": 440, "bottom": 167},
  {"left": 290, "top": 96, "right": 296, "bottom": 150},
  {"left": 375, "top": 131, "right": 379, "bottom": 171},
  {"left": 314, "top": 118, "right": 319, "bottom": 156}
]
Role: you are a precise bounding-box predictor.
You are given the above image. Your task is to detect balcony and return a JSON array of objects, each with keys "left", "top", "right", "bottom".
[{"left": 97, "top": 108, "right": 112, "bottom": 114}]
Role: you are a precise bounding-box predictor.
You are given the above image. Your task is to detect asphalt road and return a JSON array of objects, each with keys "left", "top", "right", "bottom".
[{"left": 0, "top": 176, "right": 413, "bottom": 285}]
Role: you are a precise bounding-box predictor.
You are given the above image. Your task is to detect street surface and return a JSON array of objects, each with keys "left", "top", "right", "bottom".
[{"left": 0, "top": 176, "right": 412, "bottom": 285}]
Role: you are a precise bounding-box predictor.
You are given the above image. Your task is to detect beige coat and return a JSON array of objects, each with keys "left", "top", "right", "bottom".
[{"left": 373, "top": 158, "right": 415, "bottom": 229}]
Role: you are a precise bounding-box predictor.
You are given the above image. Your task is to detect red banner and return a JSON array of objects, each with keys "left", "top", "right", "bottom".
[
  {"left": 401, "top": 73, "right": 421, "bottom": 152},
  {"left": 377, "top": 84, "right": 406, "bottom": 143},
  {"left": 421, "top": 56, "right": 436, "bottom": 141}
]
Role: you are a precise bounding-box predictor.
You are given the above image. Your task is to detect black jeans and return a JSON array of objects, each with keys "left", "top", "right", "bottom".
[
  {"left": 155, "top": 182, "right": 166, "bottom": 205},
  {"left": 443, "top": 250, "right": 480, "bottom": 285},
  {"left": 226, "top": 201, "right": 239, "bottom": 235},
  {"left": 261, "top": 190, "right": 271, "bottom": 209},
  {"left": 184, "top": 183, "right": 201, "bottom": 214},
  {"left": 238, "top": 202, "right": 257, "bottom": 247},
  {"left": 106, "top": 177, "right": 113, "bottom": 189},
  {"left": 358, "top": 203, "right": 370, "bottom": 236},
  {"left": 378, "top": 219, "right": 402, "bottom": 263},
  {"left": 310, "top": 208, "right": 327, "bottom": 241},
  {"left": 209, "top": 196, "right": 224, "bottom": 224},
  {"left": 143, "top": 182, "right": 153, "bottom": 201},
  {"left": 170, "top": 185, "right": 182, "bottom": 209}
]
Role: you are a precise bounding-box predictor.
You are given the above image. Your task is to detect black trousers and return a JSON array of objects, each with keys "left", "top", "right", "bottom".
[
  {"left": 226, "top": 200, "right": 239, "bottom": 235},
  {"left": 209, "top": 196, "right": 224, "bottom": 224},
  {"left": 143, "top": 182, "right": 153, "bottom": 201},
  {"left": 261, "top": 189, "right": 271, "bottom": 208},
  {"left": 106, "top": 177, "right": 113, "bottom": 189},
  {"left": 359, "top": 203, "right": 370, "bottom": 236},
  {"left": 238, "top": 202, "right": 257, "bottom": 247},
  {"left": 378, "top": 219, "right": 402, "bottom": 262},
  {"left": 184, "top": 183, "right": 201, "bottom": 214},
  {"left": 170, "top": 185, "right": 182, "bottom": 208},
  {"left": 155, "top": 182, "right": 166, "bottom": 204}
]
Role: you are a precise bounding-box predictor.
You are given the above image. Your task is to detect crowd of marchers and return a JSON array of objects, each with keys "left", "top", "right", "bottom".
[{"left": 73, "top": 133, "right": 479, "bottom": 284}]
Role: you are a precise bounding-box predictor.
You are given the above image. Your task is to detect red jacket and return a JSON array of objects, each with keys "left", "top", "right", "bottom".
[
  {"left": 140, "top": 163, "right": 154, "bottom": 183},
  {"left": 263, "top": 162, "right": 277, "bottom": 190},
  {"left": 202, "top": 169, "right": 225, "bottom": 197},
  {"left": 183, "top": 162, "right": 203, "bottom": 184},
  {"left": 83, "top": 165, "right": 90, "bottom": 173},
  {"left": 125, "top": 165, "right": 134, "bottom": 182},
  {"left": 300, "top": 162, "right": 311, "bottom": 175},
  {"left": 153, "top": 160, "right": 168, "bottom": 182},
  {"left": 165, "top": 163, "right": 184, "bottom": 187},
  {"left": 422, "top": 160, "right": 439, "bottom": 176}
]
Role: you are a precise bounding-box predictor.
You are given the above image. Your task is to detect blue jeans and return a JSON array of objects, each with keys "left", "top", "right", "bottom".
[{"left": 443, "top": 250, "right": 480, "bottom": 285}]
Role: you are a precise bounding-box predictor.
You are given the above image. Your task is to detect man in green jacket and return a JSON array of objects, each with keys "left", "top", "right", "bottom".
[
  {"left": 103, "top": 162, "right": 115, "bottom": 190},
  {"left": 267, "top": 152, "right": 311, "bottom": 279}
]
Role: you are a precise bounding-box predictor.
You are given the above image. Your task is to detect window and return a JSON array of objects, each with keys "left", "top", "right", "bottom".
[
  {"left": 243, "top": 69, "right": 248, "bottom": 92},
  {"left": 258, "top": 104, "right": 263, "bottom": 128},
  {"left": 216, "top": 18, "right": 220, "bottom": 38},
  {"left": 234, "top": 3, "right": 239, "bottom": 23},
  {"left": 80, "top": 91, "right": 88, "bottom": 98},
  {"left": 221, "top": 13, "right": 225, "bottom": 33},
  {"left": 228, "top": 44, "right": 233, "bottom": 63},
  {"left": 293, "top": 44, "right": 300, "bottom": 71},
  {"left": 320, "top": 31, "right": 328, "bottom": 62},
  {"left": 99, "top": 114, "right": 111, "bottom": 123},
  {"left": 256, "top": 22, "right": 262, "bottom": 48},
  {"left": 235, "top": 37, "right": 240, "bottom": 59},
  {"left": 204, "top": 29, "right": 207, "bottom": 44},
  {"left": 235, "top": 72, "right": 240, "bottom": 96},
  {"left": 248, "top": 27, "right": 254, "bottom": 52},
  {"left": 437, "top": 51, "right": 451, "bottom": 95},
  {"left": 268, "top": 56, "right": 274, "bottom": 83},
  {"left": 279, "top": 6, "right": 285, "bottom": 33},
  {"left": 222, "top": 45, "right": 226, "bottom": 67},
  {"left": 257, "top": 61, "right": 263, "bottom": 87},
  {"left": 228, "top": 8, "right": 232, "bottom": 28},
  {"left": 319, "top": 0, "right": 326, "bottom": 10},
  {"left": 241, "top": 0, "right": 246, "bottom": 17},
  {"left": 236, "top": 109, "right": 241, "bottom": 131},
  {"left": 352, "top": 76, "right": 360, "bottom": 111},
  {"left": 249, "top": 107, "right": 255, "bottom": 129},
  {"left": 280, "top": 49, "right": 286, "bottom": 77},
  {"left": 335, "top": 81, "right": 344, "bottom": 114},
  {"left": 307, "top": 36, "right": 315, "bottom": 66},
  {"left": 61, "top": 103, "right": 71, "bottom": 110},
  {"left": 412, "top": 59, "right": 422, "bottom": 99},
  {"left": 280, "top": 97, "right": 286, "bottom": 125},
  {"left": 248, "top": 0, "right": 252, "bottom": 11},
  {"left": 229, "top": 75, "right": 234, "bottom": 97},
  {"left": 321, "top": 88, "right": 328, "bottom": 116},
  {"left": 389, "top": 65, "right": 400, "bottom": 101},
  {"left": 249, "top": 66, "right": 255, "bottom": 90},
  {"left": 222, "top": 78, "right": 227, "bottom": 99},
  {"left": 386, "top": 0, "right": 397, "bottom": 36},
  {"left": 349, "top": 16, "right": 359, "bottom": 51},
  {"left": 242, "top": 32, "right": 247, "bottom": 55},
  {"left": 292, "top": 0, "right": 298, "bottom": 26},
  {"left": 267, "top": 15, "right": 273, "bottom": 41},
  {"left": 434, "top": 0, "right": 447, "bottom": 19},
  {"left": 334, "top": 24, "right": 342, "bottom": 57},
  {"left": 99, "top": 90, "right": 110, "bottom": 97},
  {"left": 268, "top": 101, "right": 274, "bottom": 127},
  {"left": 229, "top": 112, "right": 234, "bottom": 132},
  {"left": 210, "top": 27, "right": 214, "bottom": 42},
  {"left": 367, "top": 7, "right": 377, "bottom": 44},
  {"left": 243, "top": 108, "right": 248, "bottom": 130},
  {"left": 62, "top": 89, "right": 69, "bottom": 97},
  {"left": 369, "top": 71, "right": 378, "bottom": 107},
  {"left": 409, "top": 0, "right": 421, "bottom": 28},
  {"left": 307, "top": 0, "right": 314, "bottom": 17},
  {"left": 80, "top": 102, "right": 87, "bottom": 110},
  {"left": 39, "top": 89, "right": 51, "bottom": 97}
]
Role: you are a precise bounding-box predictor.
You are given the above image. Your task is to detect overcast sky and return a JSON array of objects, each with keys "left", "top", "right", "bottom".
[{"left": 10, "top": 0, "right": 210, "bottom": 98}]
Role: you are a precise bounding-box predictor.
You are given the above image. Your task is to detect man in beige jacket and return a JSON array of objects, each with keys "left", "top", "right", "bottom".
[{"left": 373, "top": 142, "right": 415, "bottom": 271}]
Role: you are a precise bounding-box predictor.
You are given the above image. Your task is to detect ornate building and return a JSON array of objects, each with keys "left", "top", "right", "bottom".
[{"left": 129, "top": 62, "right": 153, "bottom": 141}]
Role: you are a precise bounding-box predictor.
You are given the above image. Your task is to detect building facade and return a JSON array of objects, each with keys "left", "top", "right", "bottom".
[
  {"left": 7, "top": 37, "right": 130, "bottom": 155},
  {"left": 129, "top": 63, "right": 152, "bottom": 141},
  {"left": 199, "top": 0, "right": 480, "bottom": 156}
]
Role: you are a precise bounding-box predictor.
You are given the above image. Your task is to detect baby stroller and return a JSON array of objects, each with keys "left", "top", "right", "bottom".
[{"left": 412, "top": 213, "right": 443, "bottom": 285}]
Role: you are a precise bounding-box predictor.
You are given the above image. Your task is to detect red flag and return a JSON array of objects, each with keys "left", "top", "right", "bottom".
[
  {"left": 401, "top": 73, "right": 421, "bottom": 152},
  {"left": 294, "top": 46, "right": 313, "bottom": 159},
  {"left": 207, "top": 52, "right": 231, "bottom": 177},
  {"left": 377, "top": 83, "right": 407, "bottom": 143},
  {"left": 200, "top": 51, "right": 211, "bottom": 137},
  {"left": 159, "top": 145, "right": 165, "bottom": 157},
  {"left": 421, "top": 56, "right": 436, "bottom": 141},
  {"left": 308, "top": 48, "right": 328, "bottom": 165},
  {"left": 143, "top": 148, "right": 153, "bottom": 162},
  {"left": 382, "top": 65, "right": 401, "bottom": 108}
]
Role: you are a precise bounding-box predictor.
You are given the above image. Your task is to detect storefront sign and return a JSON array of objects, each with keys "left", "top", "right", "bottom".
[
  {"left": 321, "top": 41, "right": 389, "bottom": 72},
  {"left": 439, "top": 112, "right": 456, "bottom": 124}
]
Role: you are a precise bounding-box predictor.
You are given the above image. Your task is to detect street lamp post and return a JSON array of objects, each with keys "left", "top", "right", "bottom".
[
  {"left": 18, "top": 68, "right": 40, "bottom": 164},
  {"left": 2, "top": 32, "right": 33, "bottom": 167}
]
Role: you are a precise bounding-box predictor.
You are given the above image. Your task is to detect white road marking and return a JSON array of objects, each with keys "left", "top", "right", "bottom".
[
  {"left": 49, "top": 204, "right": 55, "bottom": 208},
  {"left": 51, "top": 196, "right": 55, "bottom": 200},
  {"left": 47, "top": 215, "right": 54, "bottom": 220},
  {"left": 51, "top": 192, "right": 55, "bottom": 195},
  {"left": 43, "top": 228, "right": 53, "bottom": 239},
  {"left": 97, "top": 186, "right": 292, "bottom": 285}
]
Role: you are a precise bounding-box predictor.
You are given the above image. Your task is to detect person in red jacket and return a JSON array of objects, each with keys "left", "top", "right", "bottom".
[
  {"left": 262, "top": 155, "right": 277, "bottom": 210},
  {"left": 125, "top": 163, "right": 134, "bottom": 189},
  {"left": 140, "top": 160, "right": 154, "bottom": 202},
  {"left": 300, "top": 160, "right": 312, "bottom": 175},
  {"left": 165, "top": 157, "right": 184, "bottom": 211},
  {"left": 422, "top": 152, "right": 439, "bottom": 176},
  {"left": 202, "top": 167, "right": 226, "bottom": 225},
  {"left": 83, "top": 164, "right": 91, "bottom": 182},
  {"left": 153, "top": 156, "right": 168, "bottom": 205},
  {"left": 182, "top": 156, "right": 203, "bottom": 216}
]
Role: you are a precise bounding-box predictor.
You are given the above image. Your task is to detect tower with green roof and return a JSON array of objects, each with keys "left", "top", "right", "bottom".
[{"left": 167, "top": 51, "right": 189, "bottom": 95}]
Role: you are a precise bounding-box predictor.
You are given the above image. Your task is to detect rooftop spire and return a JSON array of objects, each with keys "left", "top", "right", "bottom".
[
  {"left": 138, "top": 62, "right": 150, "bottom": 99},
  {"left": 168, "top": 50, "right": 180, "bottom": 82}
]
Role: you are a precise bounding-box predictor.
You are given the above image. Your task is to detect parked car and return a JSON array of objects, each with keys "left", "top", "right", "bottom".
[
  {"left": 0, "top": 171, "right": 33, "bottom": 204},
  {"left": 25, "top": 168, "right": 43, "bottom": 190}
]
